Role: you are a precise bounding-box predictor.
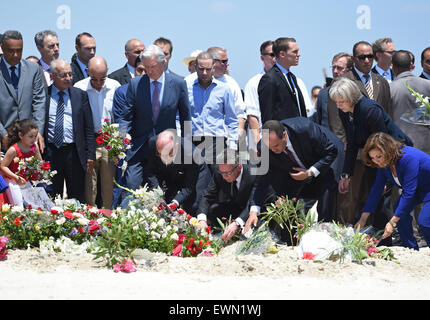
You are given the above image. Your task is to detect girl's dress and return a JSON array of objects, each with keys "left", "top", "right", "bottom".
[{"left": 4, "top": 143, "right": 36, "bottom": 206}]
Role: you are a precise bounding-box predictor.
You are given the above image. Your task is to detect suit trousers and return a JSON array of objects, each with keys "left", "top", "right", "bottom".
[
  {"left": 46, "top": 143, "right": 85, "bottom": 203},
  {"left": 85, "top": 145, "right": 115, "bottom": 208}
]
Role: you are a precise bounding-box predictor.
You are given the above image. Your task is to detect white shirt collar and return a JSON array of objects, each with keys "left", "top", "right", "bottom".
[
  {"left": 235, "top": 165, "right": 244, "bottom": 187},
  {"left": 150, "top": 71, "right": 165, "bottom": 84}
]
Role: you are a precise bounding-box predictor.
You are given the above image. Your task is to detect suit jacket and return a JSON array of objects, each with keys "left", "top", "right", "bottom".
[
  {"left": 198, "top": 163, "right": 257, "bottom": 222},
  {"left": 112, "top": 83, "right": 128, "bottom": 123},
  {"left": 71, "top": 57, "right": 86, "bottom": 85},
  {"left": 119, "top": 72, "right": 191, "bottom": 161},
  {"left": 0, "top": 58, "right": 46, "bottom": 139},
  {"left": 372, "top": 66, "right": 395, "bottom": 81},
  {"left": 390, "top": 71, "right": 430, "bottom": 154},
  {"left": 43, "top": 86, "right": 96, "bottom": 170},
  {"left": 144, "top": 136, "right": 209, "bottom": 208},
  {"left": 363, "top": 146, "right": 430, "bottom": 219},
  {"left": 108, "top": 64, "right": 131, "bottom": 86},
  {"left": 258, "top": 64, "right": 307, "bottom": 124},
  {"left": 343, "top": 68, "right": 393, "bottom": 117},
  {"left": 252, "top": 117, "right": 340, "bottom": 207},
  {"left": 338, "top": 97, "right": 412, "bottom": 175}
]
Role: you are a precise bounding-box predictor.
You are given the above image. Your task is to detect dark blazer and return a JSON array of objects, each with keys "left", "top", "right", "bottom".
[
  {"left": 108, "top": 64, "right": 131, "bottom": 86},
  {"left": 258, "top": 64, "right": 307, "bottom": 124},
  {"left": 372, "top": 66, "right": 395, "bottom": 81},
  {"left": 71, "top": 57, "right": 86, "bottom": 85},
  {"left": 43, "top": 85, "right": 96, "bottom": 170},
  {"left": 363, "top": 146, "right": 430, "bottom": 219},
  {"left": 199, "top": 163, "right": 257, "bottom": 223},
  {"left": 343, "top": 68, "right": 393, "bottom": 117},
  {"left": 143, "top": 136, "right": 210, "bottom": 211},
  {"left": 338, "top": 96, "right": 412, "bottom": 176},
  {"left": 252, "top": 117, "right": 340, "bottom": 207},
  {"left": 119, "top": 72, "right": 191, "bottom": 161},
  {"left": 112, "top": 83, "right": 128, "bottom": 123}
]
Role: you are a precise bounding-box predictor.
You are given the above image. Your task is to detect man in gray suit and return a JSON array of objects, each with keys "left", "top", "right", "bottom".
[
  {"left": 390, "top": 50, "right": 430, "bottom": 154},
  {"left": 0, "top": 30, "right": 46, "bottom": 151}
]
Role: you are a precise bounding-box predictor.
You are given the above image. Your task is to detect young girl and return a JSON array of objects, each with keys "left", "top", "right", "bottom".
[{"left": 0, "top": 119, "right": 42, "bottom": 206}]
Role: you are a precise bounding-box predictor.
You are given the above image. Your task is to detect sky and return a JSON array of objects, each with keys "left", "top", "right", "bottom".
[{"left": 1, "top": 0, "right": 429, "bottom": 97}]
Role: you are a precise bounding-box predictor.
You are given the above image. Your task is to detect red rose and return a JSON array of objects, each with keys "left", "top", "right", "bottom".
[
  {"left": 123, "top": 138, "right": 130, "bottom": 144},
  {"left": 177, "top": 209, "right": 185, "bottom": 215},
  {"left": 89, "top": 224, "right": 100, "bottom": 235},
  {"left": 206, "top": 226, "right": 211, "bottom": 234},
  {"left": 13, "top": 217, "right": 22, "bottom": 226},
  {"left": 51, "top": 209, "right": 58, "bottom": 215},
  {"left": 96, "top": 136, "right": 105, "bottom": 145},
  {"left": 41, "top": 162, "right": 51, "bottom": 171},
  {"left": 168, "top": 203, "right": 178, "bottom": 210},
  {"left": 63, "top": 210, "right": 74, "bottom": 219},
  {"left": 78, "top": 227, "right": 85, "bottom": 234},
  {"left": 186, "top": 214, "right": 192, "bottom": 220}
]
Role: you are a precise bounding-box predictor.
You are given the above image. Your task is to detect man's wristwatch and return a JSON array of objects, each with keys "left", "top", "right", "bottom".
[
  {"left": 341, "top": 173, "right": 350, "bottom": 180},
  {"left": 388, "top": 220, "right": 397, "bottom": 228}
]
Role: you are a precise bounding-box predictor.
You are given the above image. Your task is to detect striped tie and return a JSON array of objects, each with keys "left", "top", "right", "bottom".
[
  {"left": 53, "top": 91, "right": 65, "bottom": 148},
  {"left": 363, "top": 74, "right": 374, "bottom": 100}
]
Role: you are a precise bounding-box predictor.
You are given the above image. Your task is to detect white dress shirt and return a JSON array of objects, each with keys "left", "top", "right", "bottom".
[{"left": 73, "top": 77, "right": 121, "bottom": 132}]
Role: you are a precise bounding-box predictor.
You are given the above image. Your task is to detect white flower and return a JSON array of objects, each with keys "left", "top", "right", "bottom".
[
  {"left": 1, "top": 204, "right": 11, "bottom": 213},
  {"left": 73, "top": 212, "right": 84, "bottom": 219},
  {"left": 133, "top": 225, "right": 139, "bottom": 231},
  {"left": 78, "top": 217, "right": 90, "bottom": 226},
  {"left": 150, "top": 222, "right": 157, "bottom": 230},
  {"left": 50, "top": 206, "right": 64, "bottom": 214},
  {"left": 56, "top": 217, "right": 66, "bottom": 225},
  {"left": 118, "top": 152, "right": 126, "bottom": 159},
  {"left": 189, "top": 217, "right": 199, "bottom": 227},
  {"left": 157, "top": 218, "right": 165, "bottom": 227},
  {"left": 11, "top": 205, "right": 24, "bottom": 213},
  {"left": 173, "top": 226, "right": 178, "bottom": 232},
  {"left": 110, "top": 123, "right": 119, "bottom": 129},
  {"left": 170, "top": 233, "right": 179, "bottom": 241}
]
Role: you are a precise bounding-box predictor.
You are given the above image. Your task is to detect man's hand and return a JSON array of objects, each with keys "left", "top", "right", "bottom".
[
  {"left": 87, "top": 159, "right": 94, "bottom": 173},
  {"left": 37, "top": 133, "right": 45, "bottom": 154},
  {"left": 222, "top": 222, "right": 238, "bottom": 242},
  {"left": 197, "top": 220, "right": 208, "bottom": 230},
  {"left": 244, "top": 211, "right": 258, "bottom": 234},
  {"left": 289, "top": 167, "right": 310, "bottom": 181}
]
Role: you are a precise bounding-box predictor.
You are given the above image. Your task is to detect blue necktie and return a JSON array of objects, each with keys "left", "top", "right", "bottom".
[
  {"left": 152, "top": 80, "right": 160, "bottom": 124},
  {"left": 53, "top": 91, "right": 65, "bottom": 148},
  {"left": 10, "top": 66, "right": 19, "bottom": 91}
]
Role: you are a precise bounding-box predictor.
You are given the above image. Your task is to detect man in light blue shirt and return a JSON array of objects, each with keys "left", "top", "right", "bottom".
[{"left": 185, "top": 51, "right": 238, "bottom": 164}]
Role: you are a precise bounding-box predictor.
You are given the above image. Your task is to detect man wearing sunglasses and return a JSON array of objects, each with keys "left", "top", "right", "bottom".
[
  {"left": 343, "top": 40, "right": 392, "bottom": 117},
  {"left": 74, "top": 56, "right": 121, "bottom": 209},
  {"left": 108, "top": 38, "right": 145, "bottom": 85},
  {"left": 372, "top": 37, "right": 396, "bottom": 82}
]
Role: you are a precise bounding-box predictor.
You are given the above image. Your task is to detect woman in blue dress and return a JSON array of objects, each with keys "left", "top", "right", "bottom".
[{"left": 356, "top": 132, "right": 430, "bottom": 250}]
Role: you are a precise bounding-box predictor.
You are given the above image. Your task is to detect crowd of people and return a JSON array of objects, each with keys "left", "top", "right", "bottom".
[{"left": 1, "top": 29, "right": 430, "bottom": 249}]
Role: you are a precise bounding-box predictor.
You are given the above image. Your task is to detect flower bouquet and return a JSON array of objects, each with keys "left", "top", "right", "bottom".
[
  {"left": 16, "top": 156, "right": 57, "bottom": 185},
  {"left": 400, "top": 81, "right": 430, "bottom": 126},
  {"left": 96, "top": 119, "right": 131, "bottom": 163}
]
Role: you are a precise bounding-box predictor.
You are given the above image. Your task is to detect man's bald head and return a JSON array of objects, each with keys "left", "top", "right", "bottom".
[
  {"left": 87, "top": 56, "right": 108, "bottom": 91},
  {"left": 156, "top": 130, "right": 178, "bottom": 165}
]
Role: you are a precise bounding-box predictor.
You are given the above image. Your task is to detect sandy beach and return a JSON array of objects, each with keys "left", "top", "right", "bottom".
[{"left": 1, "top": 241, "right": 430, "bottom": 300}]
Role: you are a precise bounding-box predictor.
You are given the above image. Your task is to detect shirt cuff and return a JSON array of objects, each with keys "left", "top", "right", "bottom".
[
  {"left": 235, "top": 217, "right": 245, "bottom": 228},
  {"left": 228, "top": 139, "right": 238, "bottom": 150},
  {"left": 197, "top": 213, "right": 207, "bottom": 222},
  {"left": 250, "top": 205, "right": 260, "bottom": 215},
  {"left": 309, "top": 166, "right": 320, "bottom": 178}
]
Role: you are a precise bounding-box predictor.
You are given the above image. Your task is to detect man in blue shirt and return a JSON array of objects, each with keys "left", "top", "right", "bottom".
[{"left": 185, "top": 51, "right": 238, "bottom": 166}]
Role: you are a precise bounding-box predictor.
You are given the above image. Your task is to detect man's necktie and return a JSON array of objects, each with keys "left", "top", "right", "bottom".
[
  {"left": 53, "top": 91, "right": 65, "bottom": 148},
  {"left": 152, "top": 81, "right": 160, "bottom": 124},
  {"left": 10, "top": 66, "right": 19, "bottom": 91},
  {"left": 363, "top": 74, "right": 374, "bottom": 100},
  {"left": 231, "top": 181, "right": 239, "bottom": 198},
  {"left": 287, "top": 71, "right": 302, "bottom": 116},
  {"left": 284, "top": 147, "right": 299, "bottom": 166}
]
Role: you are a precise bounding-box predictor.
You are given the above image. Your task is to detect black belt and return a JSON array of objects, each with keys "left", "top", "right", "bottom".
[{"left": 48, "top": 142, "right": 75, "bottom": 149}]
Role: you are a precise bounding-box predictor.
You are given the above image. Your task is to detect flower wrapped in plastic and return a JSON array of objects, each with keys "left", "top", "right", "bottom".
[
  {"left": 236, "top": 221, "right": 279, "bottom": 255},
  {"left": 400, "top": 81, "right": 430, "bottom": 126},
  {"left": 96, "top": 119, "right": 132, "bottom": 162},
  {"left": 16, "top": 156, "right": 57, "bottom": 185}
]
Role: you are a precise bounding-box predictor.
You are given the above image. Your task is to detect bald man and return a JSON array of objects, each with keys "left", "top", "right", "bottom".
[
  {"left": 109, "top": 38, "right": 145, "bottom": 85},
  {"left": 137, "top": 129, "right": 210, "bottom": 215},
  {"left": 74, "top": 56, "right": 121, "bottom": 208}
]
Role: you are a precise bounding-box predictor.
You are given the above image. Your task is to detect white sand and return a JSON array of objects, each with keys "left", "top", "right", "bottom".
[{"left": 1, "top": 242, "right": 430, "bottom": 300}]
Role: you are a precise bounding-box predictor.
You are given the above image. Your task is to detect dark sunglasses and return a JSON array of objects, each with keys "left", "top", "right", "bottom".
[
  {"left": 214, "top": 59, "right": 229, "bottom": 65},
  {"left": 356, "top": 54, "right": 374, "bottom": 60},
  {"left": 263, "top": 52, "right": 275, "bottom": 57}
]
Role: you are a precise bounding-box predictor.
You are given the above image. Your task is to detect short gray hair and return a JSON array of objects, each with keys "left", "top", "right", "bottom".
[
  {"left": 329, "top": 77, "right": 363, "bottom": 106},
  {"left": 50, "top": 59, "right": 69, "bottom": 74},
  {"left": 207, "top": 46, "right": 226, "bottom": 60},
  {"left": 141, "top": 44, "right": 165, "bottom": 64},
  {"left": 2, "top": 30, "right": 22, "bottom": 42},
  {"left": 34, "top": 30, "right": 58, "bottom": 48}
]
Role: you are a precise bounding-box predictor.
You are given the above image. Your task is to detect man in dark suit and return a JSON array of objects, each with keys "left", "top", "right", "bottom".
[
  {"left": 420, "top": 47, "right": 430, "bottom": 80},
  {"left": 119, "top": 44, "right": 191, "bottom": 191},
  {"left": 43, "top": 59, "right": 95, "bottom": 202},
  {"left": 108, "top": 38, "right": 145, "bottom": 85},
  {"left": 371, "top": 37, "right": 396, "bottom": 82},
  {"left": 71, "top": 32, "right": 96, "bottom": 85},
  {"left": 197, "top": 148, "right": 273, "bottom": 242},
  {"left": 258, "top": 37, "right": 307, "bottom": 124},
  {"left": 0, "top": 30, "right": 46, "bottom": 152},
  {"left": 142, "top": 130, "right": 210, "bottom": 215},
  {"left": 342, "top": 41, "right": 393, "bottom": 117},
  {"left": 247, "top": 118, "right": 342, "bottom": 241}
]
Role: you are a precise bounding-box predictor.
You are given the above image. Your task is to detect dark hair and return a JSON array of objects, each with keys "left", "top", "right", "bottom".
[
  {"left": 392, "top": 50, "right": 412, "bottom": 70},
  {"left": 34, "top": 30, "right": 58, "bottom": 48},
  {"left": 273, "top": 37, "right": 296, "bottom": 58},
  {"left": 154, "top": 37, "right": 173, "bottom": 54},
  {"left": 195, "top": 51, "right": 214, "bottom": 66},
  {"left": 7, "top": 119, "right": 38, "bottom": 148},
  {"left": 362, "top": 132, "right": 404, "bottom": 168},
  {"left": 215, "top": 148, "right": 240, "bottom": 165},
  {"left": 260, "top": 40, "right": 274, "bottom": 55},
  {"left": 352, "top": 41, "right": 372, "bottom": 56},
  {"left": 372, "top": 37, "right": 393, "bottom": 61},
  {"left": 75, "top": 32, "right": 94, "bottom": 47},
  {"left": 421, "top": 47, "right": 430, "bottom": 62},
  {"left": 262, "top": 120, "right": 285, "bottom": 139},
  {"left": 332, "top": 52, "right": 354, "bottom": 70},
  {"left": 2, "top": 30, "right": 23, "bottom": 42}
]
